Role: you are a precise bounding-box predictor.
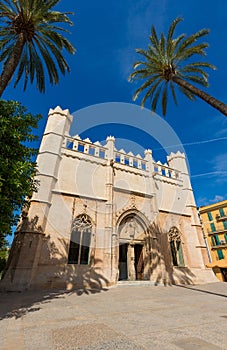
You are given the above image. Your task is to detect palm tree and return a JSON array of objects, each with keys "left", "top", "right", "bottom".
[
  {"left": 0, "top": 0, "right": 75, "bottom": 97},
  {"left": 129, "top": 17, "right": 227, "bottom": 116}
]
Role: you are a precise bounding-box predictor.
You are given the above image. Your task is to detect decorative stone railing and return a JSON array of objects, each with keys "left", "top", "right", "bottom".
[
  {"left": 114, "top": 149, "right": 147, "bottom": 171},
  {"left": 64, "top": 135, "right": 107, "bottom": 159},
  {"left": 153, "top": 161, "right": 180, "bottom": 180},
  {"left": 63, "top": 135, "right": 181, "bottom": 180}
]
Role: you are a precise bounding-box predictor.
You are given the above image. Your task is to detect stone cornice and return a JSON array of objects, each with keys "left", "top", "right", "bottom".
[{"left": 52, "top": 189, "right": 107, "bottom": 201}]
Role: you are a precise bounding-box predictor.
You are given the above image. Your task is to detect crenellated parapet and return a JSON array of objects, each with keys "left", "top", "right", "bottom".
[
  {"left": 62, "top": 133, "right": 183, "bottom": 184},
  {"left": 167, "top": 151, "right": 188, "bottom": 174}
]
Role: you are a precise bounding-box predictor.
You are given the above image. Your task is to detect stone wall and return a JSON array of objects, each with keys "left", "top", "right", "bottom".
[{"left": 0, "top": 106, "right": 217, "bottom": 291}]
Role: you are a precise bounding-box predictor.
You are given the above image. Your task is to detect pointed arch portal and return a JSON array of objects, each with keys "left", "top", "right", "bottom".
[{"left": 117, "top": 210, "right": 149, "bottom": 281}]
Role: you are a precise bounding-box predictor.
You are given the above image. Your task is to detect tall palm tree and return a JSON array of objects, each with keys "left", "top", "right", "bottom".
[
  {"left": 129, "top": 17, "right": 227, "bottom": 116},
  {"left": 0, "top": 0, "right": 75, "bottom": 97}
]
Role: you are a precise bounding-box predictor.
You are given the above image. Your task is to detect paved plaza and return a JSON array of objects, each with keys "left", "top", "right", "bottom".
[{"left": 0, "top": 282, "right": 227, "bottom": 350}]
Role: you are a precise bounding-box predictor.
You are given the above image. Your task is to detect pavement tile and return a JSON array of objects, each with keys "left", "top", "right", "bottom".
[{"left": 0, "top": 282, "right": 226, "bottom": 350}]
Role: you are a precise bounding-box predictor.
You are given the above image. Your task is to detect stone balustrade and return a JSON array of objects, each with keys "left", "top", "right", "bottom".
[
  {"left": 63, "top": 135, "right": 181, "bottom": 180},
  {"left": 153, "top": 161, "right": 180, "bottom": 179},
  {"left": 114, "top": 148, "right": 147, "bottom": 171},
  {"left": 64, "top": 135, "right": 107, "bottom": 159}
]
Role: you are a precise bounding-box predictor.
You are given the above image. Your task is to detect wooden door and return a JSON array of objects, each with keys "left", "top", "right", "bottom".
[
  {"left": 119, "top": 243, "right": 128, "bottom": 280},
  {"left": 135, "top": 244, "right": 144, "bottom": 280}
]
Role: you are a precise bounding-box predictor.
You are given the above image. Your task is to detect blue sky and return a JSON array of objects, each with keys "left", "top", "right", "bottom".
[{"left": 2, "top": 0, "right": 227, "bottom": 207}]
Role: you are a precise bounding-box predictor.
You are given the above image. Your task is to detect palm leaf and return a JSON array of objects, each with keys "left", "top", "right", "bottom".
[
  {"left": 129, "top": 16, "right": 218, "bottom": 115},
  {"left": 176, "top": 29, "right": 209, "bottom": 56},
  {"left": 132, "top": 75, "right": 160, "bottom": 101},
  {"left": 161, "top": 82, "right": 168, "bottom": 115},
  {"left": 170, "top": 81, "right": 178, "bottom": 106},
  {"left": 141, "top": 78, "right": 162, "bottom": 108},
  {"left": 0, "top": 0, "right": 75, "bottom": 95},
  {"left": 178, "top": 85, "right": 195, "bottom": 100},
  {"left": 166, "top": 17, "right": 182, "bottom": 57},
  {"left": 151, "top": 84, "right": 162, "bottom": 112}
]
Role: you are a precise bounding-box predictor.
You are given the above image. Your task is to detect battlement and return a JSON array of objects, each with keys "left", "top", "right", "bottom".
[{"left": 63, "top": 134, "right": 182, "bottom": 182}]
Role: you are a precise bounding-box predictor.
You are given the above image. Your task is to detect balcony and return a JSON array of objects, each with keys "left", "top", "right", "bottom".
[
  {"left": 216, "top": 214, "right": 227, "bottom": 222},
  {"left": 208, "top": 228, "right": 227, "bottom": 235},
  {"left": 211, "top": 241, "right": 227, "bottom": 249}
]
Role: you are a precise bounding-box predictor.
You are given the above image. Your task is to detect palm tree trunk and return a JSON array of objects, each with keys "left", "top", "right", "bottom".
[
  {"left": 0, "top": 34, "right": 25, "bottom": 98},
  {"left": 172, "top": 76, "right": 227, "bottom": 116}
]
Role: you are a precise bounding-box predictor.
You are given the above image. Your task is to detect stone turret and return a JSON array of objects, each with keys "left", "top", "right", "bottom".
[
  {"left": 167, "top": 151, "right": 198, "bottom": 219},
  {"left": 1, "top": 107, "right": 72, "bottom": 291},
  {"left": 29, "top": 106, "right": 72, "bottom": 230},
  {"left": 167, "top": 151, "right": 191, "bottom": 189}
]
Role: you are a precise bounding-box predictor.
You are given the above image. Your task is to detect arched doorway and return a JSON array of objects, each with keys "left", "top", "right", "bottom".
[{"left": 117, "top": 211, "right": 149, "bottom": 281}]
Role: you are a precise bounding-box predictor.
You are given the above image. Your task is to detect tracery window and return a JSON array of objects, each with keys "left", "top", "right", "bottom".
[
  {"left": 68, "top": 214, "right": 92, "bottom": 265},
  {"left": 168, "top": 227, "right": 185, "bottom": 267}
]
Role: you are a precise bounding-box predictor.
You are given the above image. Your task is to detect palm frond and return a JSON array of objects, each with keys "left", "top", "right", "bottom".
[
  {"left": 175, "top": 43, "right": 209, "bottom": 61},
  {"left": 14, "top": 50, "right": 29, "bottom": 87},
  {"left": 132, "top": 75, "right": 160, "bottom": 101},
  {"left": 160, "top": 32, "right": 166, "bottom": 57},
  {"left": 180, "top": 65, "right": 209, "bottom": 80},
  {"left": 184, "top": 74, "right": 209, "bottom": 87},
  {"left": 129, "top": 16, "right": 216, "bottom": 115},
  {"left": 166, "top": 17, "right": 182, "bottom": 57},
  {"left": 140, "top": 78, "right": 162, "bottom": 108},
  {"left": 185, "top": 61, "right": 216, "bottom": 70},
  {"left": 149, "top": 25, "right": 160, "bottom": 52},
  {"left": 161, "top": 82, "right": 168, "bottom": 115},
  {"left": 170, "top": 81, "right": 178, "bottom": 106},
  {"left": 129, "top": 68, "right": 155, "bottom": 81},
  {"left": 151, "top": 84, "right": 162, "bottom": 112},
  {"left": 0, "top": 0, "right": 75, "bottom": 94},
  {"left": 178, "top": 85, "right": 195, "bottom": 101},
  {"left": 176, "top": 29, "right": 209, "bottom": 56}
]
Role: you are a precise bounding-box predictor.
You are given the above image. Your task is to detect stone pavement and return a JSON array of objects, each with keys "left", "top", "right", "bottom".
[{"left": 0, "top": 282, "right": 226, "bottom": 350}]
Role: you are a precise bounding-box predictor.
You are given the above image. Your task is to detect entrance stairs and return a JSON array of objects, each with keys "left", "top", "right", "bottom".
[{"left": 117, "top": 280, "right": 164, "bottom": 287}]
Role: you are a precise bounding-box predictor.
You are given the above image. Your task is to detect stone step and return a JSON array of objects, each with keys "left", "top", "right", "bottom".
[{"left": 117, "top": 280, "right": 164, "bottom": 287}]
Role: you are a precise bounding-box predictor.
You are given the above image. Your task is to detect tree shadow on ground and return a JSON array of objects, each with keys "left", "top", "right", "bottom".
[
  {"left": 0, "top": 214, "right": 110, "bottom": 319},
  {"left": 0, "top": 286, "right": 108, "bottom": 321},
  {"left": 0, "top": 267, "right": 110, "bottom": 321},
  {"left": 175, "top": 284, "right": 227, "bottom": 298}
]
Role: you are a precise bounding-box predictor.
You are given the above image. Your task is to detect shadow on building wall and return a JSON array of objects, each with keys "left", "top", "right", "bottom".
[
  {"left": 40, "top": 234, "right": 110, "bottom": 291},
  {"left": 144, "top": 223, "right": 196, "bottom": 286},
  {"left": 0, "top": 213, "right": 110, "bottom": 319}
]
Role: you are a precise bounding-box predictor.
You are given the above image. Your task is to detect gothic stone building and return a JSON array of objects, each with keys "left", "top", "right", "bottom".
[{"left": 1, "top": 107, "right": 217, "bottom": 291}]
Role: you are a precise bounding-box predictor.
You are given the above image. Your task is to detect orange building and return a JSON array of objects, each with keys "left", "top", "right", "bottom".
[{"left": 199, "top": 200, "right": 227, "bottom": 282}]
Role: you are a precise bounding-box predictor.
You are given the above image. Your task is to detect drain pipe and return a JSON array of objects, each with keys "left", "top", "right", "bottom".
[{"left": 198, "top": 208, "right": 212, "bottom": 263}]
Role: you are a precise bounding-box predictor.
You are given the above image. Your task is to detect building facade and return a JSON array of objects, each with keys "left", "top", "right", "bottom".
[
  {"left": 1, "top": 106, "right": 217, "bottom": 291},
  {"left": 199, "top": 200, "right": 227, "bottom": 282}
]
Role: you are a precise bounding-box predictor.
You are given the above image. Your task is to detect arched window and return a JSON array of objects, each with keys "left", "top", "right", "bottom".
[
  {"left": 168, "top": 227, "right": 184, "bottom": 267},
  {"left": 68, "top": 214, "right": 92, "bottom": 265}
]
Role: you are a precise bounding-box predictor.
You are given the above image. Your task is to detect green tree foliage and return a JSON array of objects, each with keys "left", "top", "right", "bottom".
[
  {"left": 0, "top": 238, "right": 9, "bottom": 276},
  {"left": 0, "top": 0, "right": 75, "bottom": 96},
  {"left": 0, "top": 100, "right": 41, "bottom": 242},
  {"left": 129, "top": 17, "right": 227, "bottom": 116}
]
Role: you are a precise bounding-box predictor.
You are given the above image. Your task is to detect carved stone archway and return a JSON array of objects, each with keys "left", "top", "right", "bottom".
[{"left": 116, "top": 210, "right": 150, "bottom": 281}]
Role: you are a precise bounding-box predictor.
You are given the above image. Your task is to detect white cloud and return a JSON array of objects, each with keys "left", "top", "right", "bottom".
[
  {"left": 127, "top": 0, "right": 168, "bottom": 40},
  {"left": 209, "top": 194, "right": 225, "bottom": 203},
  {"left": 191, "top": 153, "right": 227, "bottom": 186},
  {"left": 201, "top": 113, "right": 227, "bottom": 138},
  {"left": 197, "top": 194, "right": 226, "bottom": 207},
  {"left": 215, "top": 127, "right": 227, "bottom": 137},
  {"left": 212, "top": 152, "right": 227, "bottom": 183}
]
